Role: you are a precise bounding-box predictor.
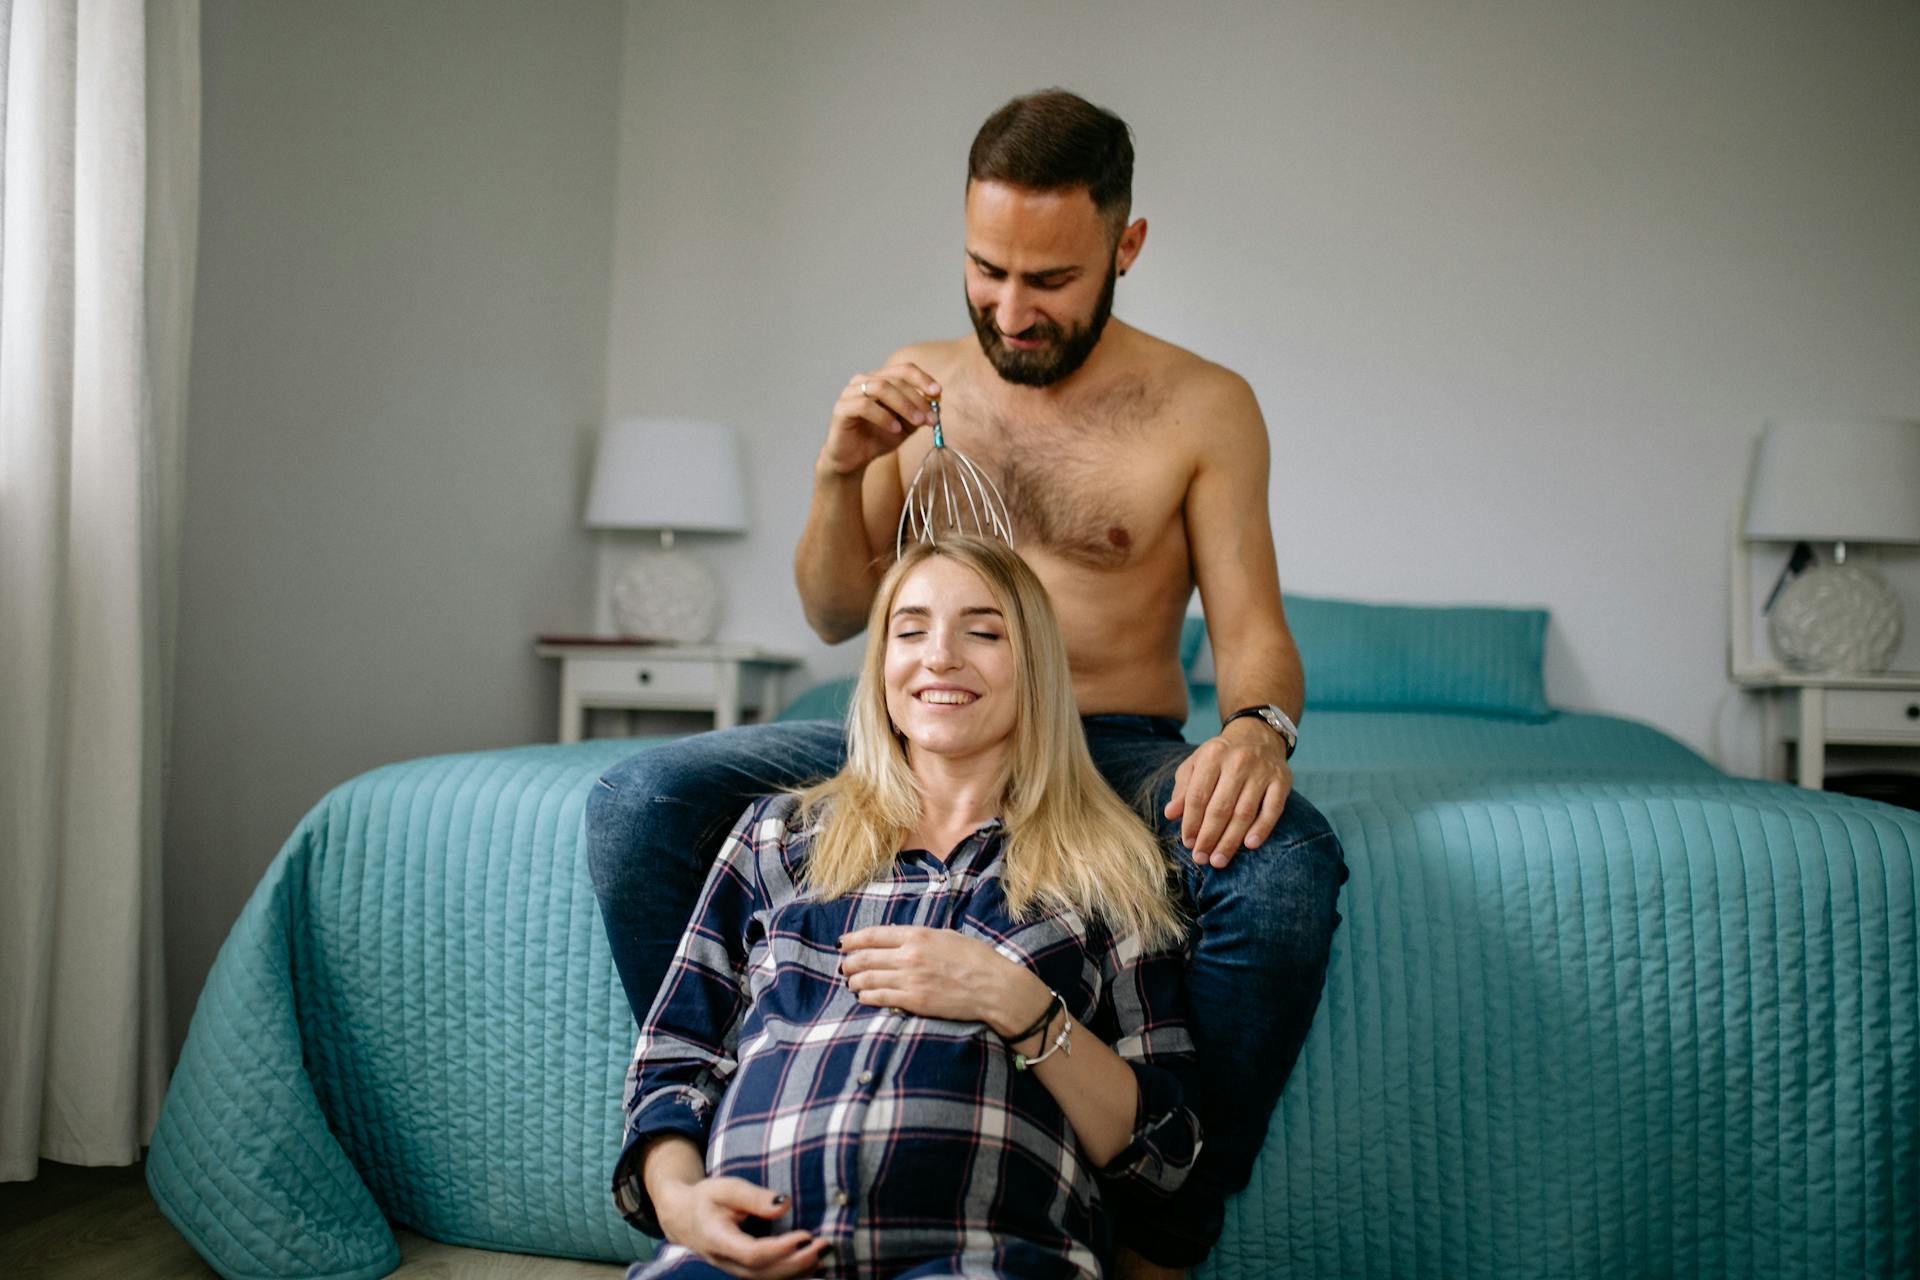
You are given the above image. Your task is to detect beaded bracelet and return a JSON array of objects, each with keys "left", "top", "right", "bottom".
[{"left": 1013, "top": 1008, "right": 1072, "bottom": 1071}]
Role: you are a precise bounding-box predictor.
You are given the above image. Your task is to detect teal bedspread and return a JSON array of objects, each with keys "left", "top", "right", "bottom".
[{"left": 149, "top": 711, "right": 1919, "bottom": 1278}]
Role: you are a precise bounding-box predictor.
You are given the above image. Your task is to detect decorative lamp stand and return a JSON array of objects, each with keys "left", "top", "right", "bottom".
[
  {"left": 584, "top": 418, "right": 749, "bottom": 644},
  {"left": 606, "top": 529, "right": 722, "bottom": 643},
  {"left": 1729, "top": 421, "right": 1920, "bottom": 789}
]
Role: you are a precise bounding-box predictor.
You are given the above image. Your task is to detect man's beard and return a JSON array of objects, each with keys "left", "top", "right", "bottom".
[{"left": 968, "top": 264, "right": 1117, "bottom": 388}]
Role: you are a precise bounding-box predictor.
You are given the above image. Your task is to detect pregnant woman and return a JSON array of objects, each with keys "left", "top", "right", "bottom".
[{"left": 613, "top": 535, "right": 1199, "bottom": 1279}]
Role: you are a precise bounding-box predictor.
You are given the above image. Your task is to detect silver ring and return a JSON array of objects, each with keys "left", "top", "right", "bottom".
[{"left": 860, "top": 380, "right": 870, "bottom": 397}]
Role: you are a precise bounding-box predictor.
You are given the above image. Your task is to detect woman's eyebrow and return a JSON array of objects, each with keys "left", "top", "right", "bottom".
[{"left": 889, "top": 604, "right": 1004, "bottom": 621}]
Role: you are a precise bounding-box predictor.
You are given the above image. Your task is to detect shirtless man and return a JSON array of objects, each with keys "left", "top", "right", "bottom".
[{"left": 589, "top": 91, "right": 1345, "bottom": 1278}]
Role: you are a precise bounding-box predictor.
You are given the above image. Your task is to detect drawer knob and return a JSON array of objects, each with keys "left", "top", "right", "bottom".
[
  {"left": 1907, "top": 703, "right": 1919, "bottom": 721},
  {"left": 637, "top": 670, "right": 652, "bottom": 685}
]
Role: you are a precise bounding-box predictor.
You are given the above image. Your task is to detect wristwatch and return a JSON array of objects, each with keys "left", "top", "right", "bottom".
[{"left": 1223, "top": 704, "right": 1299, "bottom": 758}]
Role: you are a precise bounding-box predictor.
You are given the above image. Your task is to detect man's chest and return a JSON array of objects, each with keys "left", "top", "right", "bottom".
[{"left": 904, "top": 391, "right": 1191, "bottom": 569}]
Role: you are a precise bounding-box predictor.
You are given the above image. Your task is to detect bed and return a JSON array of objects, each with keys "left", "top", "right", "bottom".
[{"left": 147, "top": 600, "right": 1919, "bottom": 1279}]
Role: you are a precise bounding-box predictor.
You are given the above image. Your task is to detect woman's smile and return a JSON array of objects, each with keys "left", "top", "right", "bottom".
[{"left": 914, "top": 685, "right": 980, "bottom": 707}]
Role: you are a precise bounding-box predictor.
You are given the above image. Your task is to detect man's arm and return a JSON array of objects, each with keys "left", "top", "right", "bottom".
[
  {"left": 1167, "top": 370, "right": 1303, "bottom": 866},
  {"left": 1186, "top": 373, "right": 1302, "bottom": 722},
  {"left": 792, "top": 351, "right": 940, "bottom": 643}
]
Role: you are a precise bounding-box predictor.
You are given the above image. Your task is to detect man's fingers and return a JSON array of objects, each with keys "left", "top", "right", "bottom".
[
  {"left": 1245, "top": 780, "right": 1287, "bottom": 849},
  {"left": 879, "top": 362, "right": 941, "bottom": 398},
  {"left": 866, "top": 380, "right": 932, "bottom": 429},
  {"left": 1163, "top": 755, "right": 1194, "bottom": 819},
  {"left": 1179, "top": 757, "right": 1222, "bottom": 849},
  {"left": 1209, "top": 784, "right": 1265, "bottom": 864},
  {"left": 844, "top": 392, "right": 914, "bottom": 438},
  {"left": 1190, "top": 772, "right": 1247, "bottom": 858}
]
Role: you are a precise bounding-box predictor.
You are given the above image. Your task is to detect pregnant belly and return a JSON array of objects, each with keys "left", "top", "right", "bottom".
[{"left": 706, "top": 1027, "right": 1095, "bottom": 1244}]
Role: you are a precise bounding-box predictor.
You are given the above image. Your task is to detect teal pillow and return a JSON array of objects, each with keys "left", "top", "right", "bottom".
[
  {"left": 776, "top": 676, "right": 856, "bottom": 724},
  {"left": 1188, "top": 595, "right": 1553, "bottom": 720}
]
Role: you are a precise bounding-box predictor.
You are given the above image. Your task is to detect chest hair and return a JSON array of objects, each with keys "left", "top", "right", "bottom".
[{"left": 960, "top": 376, "right": 1169, "bottom": 569}]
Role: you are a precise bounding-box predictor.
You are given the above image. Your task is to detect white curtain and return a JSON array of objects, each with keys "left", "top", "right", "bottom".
[{"left": 0, "top": 0, "right": 198, "bottom": 1180}]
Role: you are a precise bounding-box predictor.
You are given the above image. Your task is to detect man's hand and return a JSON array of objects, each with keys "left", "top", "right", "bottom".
[
  {"left": 817, "top": 363, "right": 943, "bottom": 478},
  {"left": 839, "top": 925, "right": 1047, "bottom": 1035},
  {"left": 653, "top": 1174, "right": 828, "bottom": 1279},
  {"left": 1165, "top": 717, "right": 1293, "bottom": 868}
]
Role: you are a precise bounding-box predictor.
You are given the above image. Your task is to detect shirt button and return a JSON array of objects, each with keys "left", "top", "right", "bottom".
[
  {"left": 858, "top": 1070, "right": 873, "bottom": 1085},
  {"left": 833, "top": 1190, "right": 850, "bottom": 1207}
]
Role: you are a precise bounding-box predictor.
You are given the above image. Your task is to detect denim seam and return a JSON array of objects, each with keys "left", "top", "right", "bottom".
[{"left": 1258, "top": 827, "right": 1342, "bottom": 857}]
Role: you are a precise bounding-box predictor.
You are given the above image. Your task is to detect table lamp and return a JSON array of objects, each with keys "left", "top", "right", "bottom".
[
  {"left": 1743, "top": 417, "right": 1920, "bottom": 673},
  {"left": 584, "top": 417, "right": 747, "bottom": 643}
]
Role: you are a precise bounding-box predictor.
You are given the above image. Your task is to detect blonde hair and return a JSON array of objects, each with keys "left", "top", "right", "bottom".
[{"left": 794, "top": 536, "right": 1184, "bottom": 949}]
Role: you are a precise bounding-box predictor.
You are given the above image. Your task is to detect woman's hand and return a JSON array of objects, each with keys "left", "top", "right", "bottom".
[
  {"left": 838, "top": 925, "right": 1049, "bottom": 1036},
  {"left": 653, "top": 1175, "right": 829, "bottom": 1279},
  {"left": 644, "top": 1138, "right": 828, "bottom": 1279}
]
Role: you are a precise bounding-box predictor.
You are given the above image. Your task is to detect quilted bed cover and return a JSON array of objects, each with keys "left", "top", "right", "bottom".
[{"left": 148, "top": 712, "right": 1919, "bottom": 1279}]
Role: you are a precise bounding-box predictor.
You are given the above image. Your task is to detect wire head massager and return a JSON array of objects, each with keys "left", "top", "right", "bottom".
[{"left": 895, "top": 398, "right": 1015, "bottom": 558}]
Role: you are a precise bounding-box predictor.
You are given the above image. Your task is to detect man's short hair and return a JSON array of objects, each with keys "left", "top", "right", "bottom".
[{"left": 967, "top": 89, "right": 1133, "bottom": 238}]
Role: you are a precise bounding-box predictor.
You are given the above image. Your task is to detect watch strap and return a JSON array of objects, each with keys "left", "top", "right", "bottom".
[{"left": 1224, "top": 704, "right": 1298, "bottom": 757}]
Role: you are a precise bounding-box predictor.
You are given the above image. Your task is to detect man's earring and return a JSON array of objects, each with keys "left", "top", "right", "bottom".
[{"left": 1118, "top": 268, "right": 1129, "bottom": 277}]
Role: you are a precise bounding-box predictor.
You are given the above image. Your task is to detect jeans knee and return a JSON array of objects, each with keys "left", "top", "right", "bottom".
[
  {"left": 1268, "top": 787, "right": 1337, "bottom": 851},
  {"left": 585, "top": 749, "right": 689, "bottom": 892},
  {"left": 592, "top": 743, "right": 679, "bottom": 806},
  {"left": 1195, "top": 823, "right": 1345, "bottom": 973}
]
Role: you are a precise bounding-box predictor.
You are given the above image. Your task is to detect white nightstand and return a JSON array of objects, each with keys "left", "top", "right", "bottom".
[
  {"left": 1735, "top": 670, "right": 1920, "bottom": 788},
  {"left": 536, "top": 638, "right": 802, "bottom": 744}
]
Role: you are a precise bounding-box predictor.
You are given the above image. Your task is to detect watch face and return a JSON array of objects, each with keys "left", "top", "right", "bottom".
[{"left": 1256, "top": 706, "right": 1297, "bottom": 750}]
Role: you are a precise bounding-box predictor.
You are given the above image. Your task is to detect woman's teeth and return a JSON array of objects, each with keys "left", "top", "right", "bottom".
[{"left": 918, "top": 690, "right": 977, "bottom": 705}]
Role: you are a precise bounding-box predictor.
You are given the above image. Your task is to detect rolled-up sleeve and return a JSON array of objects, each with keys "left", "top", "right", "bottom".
[
  {"left": 610, "top": 801, "right": 770, "bottom": 1236},
  {"left": 1091, "top": 928, "right": 1203, "bottom": 1198}
]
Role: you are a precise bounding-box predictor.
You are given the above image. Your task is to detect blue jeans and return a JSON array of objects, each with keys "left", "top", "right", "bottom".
[{"left": 587, "top": 715, "right": 1346, "bottom": 1268}]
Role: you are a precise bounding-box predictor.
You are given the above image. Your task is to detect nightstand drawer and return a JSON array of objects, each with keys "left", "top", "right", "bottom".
[
  {"left": 1822, "top": 689, "right": 1920, "bottom": 745},
  {"left": 567, "top": 657, "right": 717, "bottom": 705}
]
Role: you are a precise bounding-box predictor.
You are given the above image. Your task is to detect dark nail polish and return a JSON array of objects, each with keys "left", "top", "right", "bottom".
[{"left": 772, "top": 1193, "right": 787, "bottom": 1206}]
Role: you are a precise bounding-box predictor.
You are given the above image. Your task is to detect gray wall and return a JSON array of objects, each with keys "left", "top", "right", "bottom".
[
  {"left": 605, "top": 0, "right": 1920, "bottom": 773},
  {"left": 165, "top": 1, "right": 622, "bottom": 1050},
  {"left": 166, "top": 1, "right": 1920, "bottom": 1049}
]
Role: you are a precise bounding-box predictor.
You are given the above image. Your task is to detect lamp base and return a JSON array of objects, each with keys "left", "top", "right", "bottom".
[
  {"left": 611, "top": 547, "right": 720, "bottom": 643},
  {"left": 1768, "top": 561, "right": 1903, "bottom": 673}
]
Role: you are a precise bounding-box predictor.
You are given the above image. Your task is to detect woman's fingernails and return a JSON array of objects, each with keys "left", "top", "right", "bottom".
[{"left": 771, "top": 1193, "right": 788, "bottom": 1206}]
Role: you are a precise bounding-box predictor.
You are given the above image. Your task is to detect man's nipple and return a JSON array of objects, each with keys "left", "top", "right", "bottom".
[{"left": 1106, "top": 526, "right": 1131, "bottom": 550}]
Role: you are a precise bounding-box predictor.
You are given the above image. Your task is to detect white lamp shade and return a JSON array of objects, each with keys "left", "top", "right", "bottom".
[
  {"left": 584, "top": 417, "right": 748, "bottom": 533},
  {"left": 1744, "top": 417, "right": 1920, "bottom": 544}
]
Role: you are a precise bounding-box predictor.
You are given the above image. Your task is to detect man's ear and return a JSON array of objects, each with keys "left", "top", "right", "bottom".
[{"left": 1115, "top": 217, "right": 1148, "bottom": 277}]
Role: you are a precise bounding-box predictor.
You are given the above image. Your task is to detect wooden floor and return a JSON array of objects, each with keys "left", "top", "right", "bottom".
[{"left": 0, "top": 1161, "right": 627, "bottom": 1279}]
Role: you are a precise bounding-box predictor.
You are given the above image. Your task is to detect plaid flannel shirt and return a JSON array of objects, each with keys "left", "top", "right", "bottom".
[{"left": 613, "top": 793, "right": 1201, "bottom": 1279}]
